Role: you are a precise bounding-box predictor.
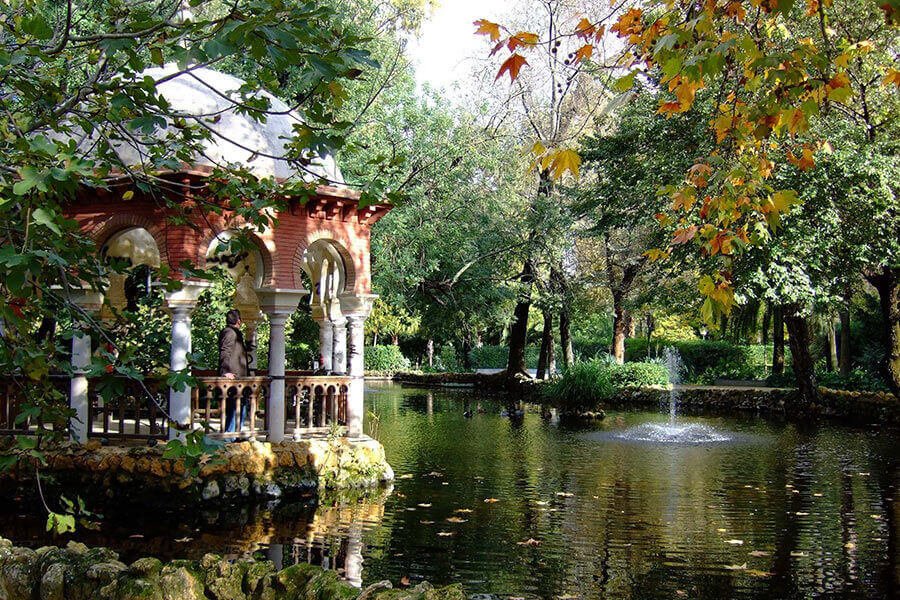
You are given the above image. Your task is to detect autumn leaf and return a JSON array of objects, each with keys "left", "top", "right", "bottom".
[
  {"left": 446, "top": 517, "right": 468, "bottom": 523},
  {"left": 575, "top": 17, "right": 596, "bottom": 39},
  {"left": 517, "top": 538, "right": 542, "bottom": 546},
  {"left": 437, "top": 531, "right": 456, "bottom": 537},
  {"left": 508, "top": 31, "right": 539, "bottom": 52},
  {"left": 400, "top": 576, "right": 411, "bottom": 587},
  {"left": 549, "top": 149, "right": 581, "bottom": 181},
  {"left": 656, "top": 101, "right": 683, "bottom": 116},
  {"left": 484, "top": 498, "right": 500, "bottom": 503},
  {"left": 883, "top": 69, "right": 900, "bottom": 87},
  {"left": 496, "top": 53, "right": 528, "bottom": 82},
  {"left": 643, "top": 248, "right": 670, "bottom": 262},
  {"left": 474, "top": 19, "right": 501, "bottom": 42},
  {"left": 573, "top": 44, "right": 593, "bottom": 64},
  {"left": 672, "top": 226, "right": 698, "bottom": 245}
]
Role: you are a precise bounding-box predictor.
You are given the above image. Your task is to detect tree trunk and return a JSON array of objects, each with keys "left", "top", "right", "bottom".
[
  {"left": 762, "top": 304, "right": 771, "bottom": 346},
  {"left": 550, "top": 264, "right": 575, "bottom": 367},
  {"left": 773, "top": 304, "right": 785, "bottom": 375},
  {"left": 547, "top": 328, "right": 556, "bottom": 376},
  {"left": 867, "top": 268, "right": 900, "bottom": 396},
  {"left": 839, "top": 307, "right": 851, "bottom": 376},
  {"left": 611, "top": 293, "right": 627, "bottom": 365},
  {"left": 536, "top": 311, "right": 553, "bottom": 379},
  {"left": 426, "top": 338, "right": 434, "bottom": 368},
  {"left": 506, "top": 257, "right": 536, "bottom": 376},
  {"left": 625, "top": 312, "right": 635, "bottom": 338},
  {"left": 373, "top": 332, "right": 378, "bottom": 348},
  {"left": 784, "top": 308, "right": 820, "bottom": 410},
  {"left": 826, "top": 316, "right": 838, "bottom": 372},
  {"left": 391, "top": 334, "right": 399, "bottom": 346}
]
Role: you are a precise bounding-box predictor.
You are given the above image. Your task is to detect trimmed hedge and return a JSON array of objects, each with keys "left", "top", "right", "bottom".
[
  {"left": 364, "top": 345, "right": 411, "bottom": 373},
  {"left": 468, "top": 345, "right": 541, "bottom": 369},
  {"left": 625, "top": 338, "right": 777, "bottom": 383},
  {"left": 543, "top": 360, "right": 669, "bottom": 413}
]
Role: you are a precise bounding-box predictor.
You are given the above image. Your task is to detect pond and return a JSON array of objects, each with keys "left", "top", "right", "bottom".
[{"left": 3, "top": 382, "right": 900, "bottom": 599}]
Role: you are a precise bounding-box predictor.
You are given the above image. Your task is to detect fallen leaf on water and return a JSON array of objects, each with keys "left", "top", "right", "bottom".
[
  {"left": 725, "top": 540, "right": 744, "bottom": 545},
  {"left": 420, "top": 520, "right": 435, "bottom": 525},
  {"left": 871, "top": 514, "right": 883, "bottom": 519},
  {"left": 484, "top": 498, "right": 500, "bottom": 503},
  {"left": 128, "top": 535, "right": 144, "bottom": 539},
  {"left": 845, "top": 542, "right": 856, "bottom": 549},
  {"left": 795, "top": 512, "right": 809, "bottom": 516},
  {"left": 406, "top": 508, "right": 416, "bottom": 512},
  {"left": 454, "top": 509, "right": 473, "bottom": 514},
  {"left": 437, "top": 531, "right": 456, "bottom": 537},
  {"left": 749, "top": 551, "right": 771, "bottom": 557},
  {"left": 790, "top": 551, "right": 807, "bottom": 557},
  {"left": 556, "top": 492, "right": 574, "bottom": 497},
  {"left": 725, "top": 563, "right": 747, "bottom": 571},
  {"left": 175, "top": 537, "right": 193, "bottom": 543},
  {"left": 398, "top": 474, "right": 414, "bottom": 479},
  {"left": 676, "top": 592, "right": 688, "bottom": 598},
  {"left": 813, "top": 493, "right": 823, "bottom": 497},
  {"left": 418, "top": 503, "right": 432, "bottom": 507},
  {"left": 446, "top": 517, "right": 467, "bottom": 523},
  {"left": 592, "top": 495, "right": 599, "bottom": 499},
  {"left": 517, "top": 538, "right": 541, "bottom": 546},
  {"left": 396, "top": 493, "right": 406, "bottom": 498},
  {"left": 442, "top": 482, "right": 449, "bottom": 486},
  {"left": 858, "top": 472, "right": 870, "bottom": 476},
  {"left": 717, "top": 528, "right": 727, "bottom": 533},
  {"left": 474, "top": 476, "right": 484, "bottom": 481},
  {"left": 427, "top": 471, "right": 444, "bottom": 477},
  {"left": 555, "top": 594, "right": 578, "bottom": 600},
  {"left": 394, "top": 553, "right": 404, "bottom": 557},
  {"left": 535, "top": 501, "right": 549, "bottom": 506},
  {"left": 746, "top": 569, "right": 774, "bottom": 577},
  {"left": 400, "top": 576, "right": 411, "bottom": 587}
]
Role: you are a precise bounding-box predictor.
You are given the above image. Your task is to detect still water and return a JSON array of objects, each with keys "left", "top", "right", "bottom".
[{"left": 4, "top": 382, "right": 900, "bottom": 599}]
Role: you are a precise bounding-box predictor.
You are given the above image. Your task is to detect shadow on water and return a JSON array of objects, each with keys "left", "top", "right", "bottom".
[{"left": 4, "top": 381, "right": 900, "bottom": 600}]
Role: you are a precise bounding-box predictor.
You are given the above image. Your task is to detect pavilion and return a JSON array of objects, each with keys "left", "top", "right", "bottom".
[{"left": 8, "top": 65, "right": 391, "bottom": 444}]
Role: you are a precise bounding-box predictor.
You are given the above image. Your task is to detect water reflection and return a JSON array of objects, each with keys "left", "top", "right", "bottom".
[{"left": 2, "top": 382, "right": 899, "bottom": 600}]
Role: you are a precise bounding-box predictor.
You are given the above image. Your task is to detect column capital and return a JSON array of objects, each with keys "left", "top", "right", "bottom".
[
  {"left": 339, "top": 293, "right": 377, "bottom": 319},
  {"left": 256, "top": 287, "right": 307, "bottom": 315},
  {"left": 164, "top": 280, "right": 213, "bottom": 311},
  {"left": 57, "top": 286, "right": 104, "bottom": 315}
]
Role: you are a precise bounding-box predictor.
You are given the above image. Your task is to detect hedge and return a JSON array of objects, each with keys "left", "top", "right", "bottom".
[
  {"left": 543, "top": 360, "right": 669, "bottom": 413},
  {"left": 468, "top": 345, "right": 542, "bottom": 369},
  {"left": 625, "top": 338, "right": 779, "bottom": 383},
  {"left": 364, "top": 345, "right": 411, "bottom": 373}
]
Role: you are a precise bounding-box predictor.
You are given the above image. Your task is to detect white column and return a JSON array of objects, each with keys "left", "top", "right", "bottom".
[
  {"left": 345, "top": 314, "right": 366, "bottom": 437},
  {"left": 257, "top": 288, "right": 307, "bottom": 443},
  {"left": 69, "top": 330, "right": 91, "bottom": 444},
  {"left": 265, "top": 312, "right": 289, "bottom": 443},
  {"left": 332, "top": 316, "right": 347, "bottom": 374},
  {"left": 68, "top": 289, "right": 103, "bottom": 444},
  {"left": 165, "top": 281, "right": 210, "bottom": 440},
  {"left": 318, "top": 317, "right": 334, "bottom": 371}
]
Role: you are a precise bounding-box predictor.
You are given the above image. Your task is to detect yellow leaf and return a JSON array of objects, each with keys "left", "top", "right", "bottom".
[
  {"left": 883, "top": 69, "right": 900, "bottom": 87},
  {"left": 549, "top": 149, "right": 581, "bottom": 181},
  {"left": 495, "top": 53, "right": 528, "bottom": 82},
  {"left": 508, "top": 31, "right": 539, "bottom": 52},
  {"left": 643, "top": 248, "right": 670, "bottom": 262},
  {"left": 834, "top": 53, "right": 851, "bottom": 68},
  {"left": 474, "top": 19, "right": 501, "bottom": 42},
  {"left": 530, "top": 141, "right": 547, "bottom": 156},
  {"left": 122, "top": 190, "right": 134, "bottom": 201},
  {"left": 771, "top": 190, "right": 799, "bottom": 213}
]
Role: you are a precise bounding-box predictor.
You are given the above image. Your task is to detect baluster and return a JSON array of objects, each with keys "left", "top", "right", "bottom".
[
  {"left": 306, "top": 386, "right": 313, "bottom": 428},
  {"left": 249, "top": 385, "right": 257, "bottom": 434},
  {"left": 133, "top": 384, "right": 141, "bottom": 435}
]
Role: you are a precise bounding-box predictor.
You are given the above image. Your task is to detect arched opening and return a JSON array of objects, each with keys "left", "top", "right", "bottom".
[
  {"left": 299, "top": 239, "right": 348, "bottom": 319},
  {"left": 100, "top": 227, "right": 162, "bottom": 314}
]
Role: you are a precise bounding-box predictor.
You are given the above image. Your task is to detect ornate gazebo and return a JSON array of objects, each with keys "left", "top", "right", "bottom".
[{"left": 50, "top": 65, "right": 390, "bottom": 444}]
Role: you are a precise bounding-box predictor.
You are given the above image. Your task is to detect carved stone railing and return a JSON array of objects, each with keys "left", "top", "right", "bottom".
[
  {"left": 284, "top": 374, "right": 349, "bottom": 437},
  {"left": 89, "top": 377, "right": 168, "bottom": 440},
  {"left": 191, "top": 377, "right": 269, "bottom": 440}
]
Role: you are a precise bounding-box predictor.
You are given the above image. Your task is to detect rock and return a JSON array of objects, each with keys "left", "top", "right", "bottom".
[
  {"left": 201, "top": 480, "right": 220, "bottom": 501},
  {"left": 39, "top": 562, "right": 66, "bottom": 600},
  {"left": 85, "top": 440, "right": 102, "bottom": 451},
  {"left": 277, "top": 451, "right": 294, "bottom": 468},
  {"left": 0, "top": 546, "right": 38, "bottom": 600},
  {"left": 120, "top": 456, "right": 136, "bottom": 473},
  {"left": 159, "top": 566, "right": 205, "bottom": 600},
  {"left": 129, "top": 557, "right": 163, "bottom": 577},
  {"left": 86, "top": 561, "right": 127, "bottom": 585}
]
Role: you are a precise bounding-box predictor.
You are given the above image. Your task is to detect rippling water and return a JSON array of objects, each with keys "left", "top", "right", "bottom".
[{"left": 4, "top": 382, "right": 900, "bottom": 599}]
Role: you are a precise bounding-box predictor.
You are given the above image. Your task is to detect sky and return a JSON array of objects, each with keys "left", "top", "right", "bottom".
[{"left": 404, "top": 0, "right": 509, "bottom": 95}]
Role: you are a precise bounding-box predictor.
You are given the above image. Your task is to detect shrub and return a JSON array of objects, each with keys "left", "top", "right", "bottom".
[
  {"left": 625, "top": 338, "right": 775, "bottom": 383},
  {"left": 468, "top": 345, "right": 541, "bottom": 369},
  {"left": 543, "top": 359, "right": 669, "bottom": 413},
  {"left": 364, "top": 345, "right": 411, "bottom": 373},
  {"left": 766, "top": 369, "right": 889, "bottom": 392}
]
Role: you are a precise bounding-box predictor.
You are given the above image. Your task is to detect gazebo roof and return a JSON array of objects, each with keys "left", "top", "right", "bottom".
[{"left": 106, "top": 64, "right": 344, "bottom": 183}]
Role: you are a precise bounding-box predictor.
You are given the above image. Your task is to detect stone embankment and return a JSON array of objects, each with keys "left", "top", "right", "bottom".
[
  {"left": 0, "top": 537, "right": 464, "bottom": 600},
  {"left": 0, "top": 438, "right": 394, "bottom": 506},
  {"left": 610, "top": 385, "right": 900, "bottom": 423}
]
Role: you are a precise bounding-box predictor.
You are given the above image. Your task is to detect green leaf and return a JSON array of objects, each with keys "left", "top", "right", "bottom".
[
  {"left": 32, "top": 208, "right": 61, "bottom": 234},
  {"left": 615, "top": 72, "right": 637, "bottom": 92},
  {"left": 662, "top": 57, "right": 682, "bottom": 79},
  {"left": 150, "top": 47, "right": 164, "bottom": 66}
]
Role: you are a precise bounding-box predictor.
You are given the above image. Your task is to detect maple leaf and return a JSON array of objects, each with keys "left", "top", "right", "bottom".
[
  {"left": 883, "top": 69, "right": 900, "bottom": 87},
  {"left": 508, "top": 31, "right": 539, "bottom": 52},
  {"left": 643, "top": 248, "right": 670, "bottom": 262},
  {"left": 575, "top": 18, "right": 596, "bottom": 39},
  {"left": 657, "top": 101, "right": 683, "bottom": 116},
  {"left": 496, "top": 53, "right": 528, "bottom": 82},
  {"left": 474, "top": 19, "right": 501, "bottom": 42},
  {"left": 672, "top": 226, "right": 698, "bottom": 245},
  {"left": 549, "top": 149, "right": 581, "bottom": 181},
  {"left": 573, "top": 44, "right": 593, "bottom": 64}
]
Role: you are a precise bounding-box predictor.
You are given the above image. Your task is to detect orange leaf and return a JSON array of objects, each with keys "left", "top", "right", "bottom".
[
  {"left": 883, "top": 69, "right": 900, "bottom": 87},
  {"left": 474, "top": 19, "right": 502, "bottom": 42},
  {"left": 657, "top": 101, "right": 682, "bottom": 115},
  {"left": 573, "top": 44, "right": 594, "bottom": 64},
  {"left": 673, "top": 226, "right": 698, "bottom": 245},
  {"left": 575, "top": 18, "right": 596, "bottom": 39},
  {"left": 495, "top": 53, "right": 528, "bottom": 82},
  {"left": 508, "top": 31, "right": 539, "bottom": 52}
]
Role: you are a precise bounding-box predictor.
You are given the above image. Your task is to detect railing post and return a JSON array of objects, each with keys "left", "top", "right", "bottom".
[
  {"left": 68, "top": 288, "right": 103, "bottom": 444},
  {"left": 164, "top": 281, "right": 211, "bottom": 440}
]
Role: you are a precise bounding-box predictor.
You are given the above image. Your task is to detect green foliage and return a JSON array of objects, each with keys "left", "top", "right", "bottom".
[
  {"left": 625, "top": 339, "right": 775, "bottom": 384},
  {"left": 468, "top": 345, "right": 541, "bottom": 370},
  {"left": 543, "top": 359, "right": 669, "bottom": 412},
  {"left": 364, "top": 345, "right": 411, "bottom": 373},
  {"left": 766, "top": 369, "right": 890, "bottom": 393}
]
